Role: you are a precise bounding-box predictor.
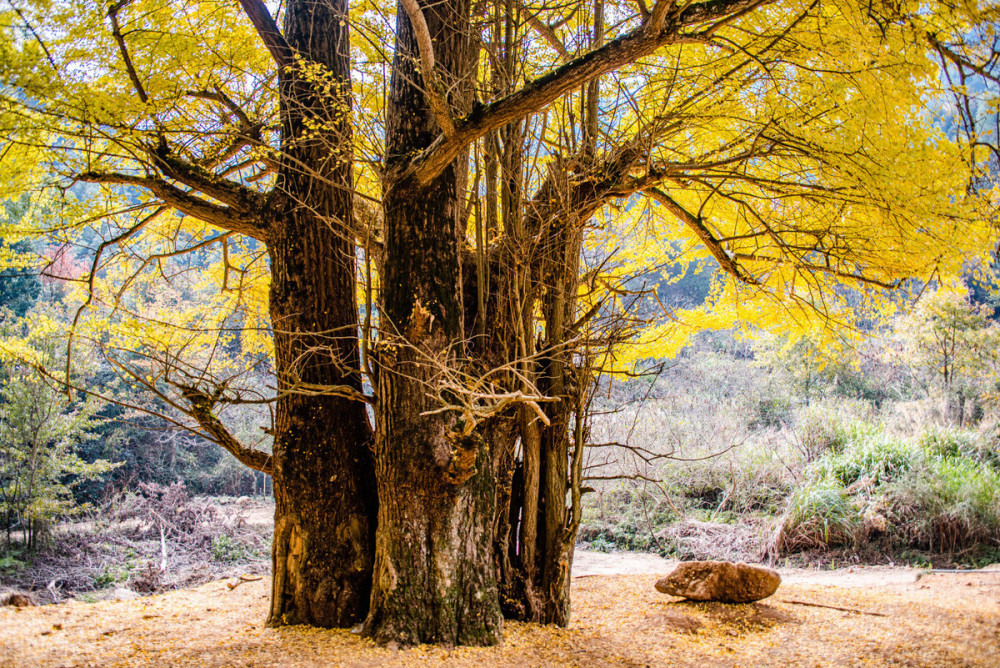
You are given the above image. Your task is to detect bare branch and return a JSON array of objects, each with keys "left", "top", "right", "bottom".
[
  {"left": 150, "top": 143, "right": 268, "bottom": 214},
  {"left": 522, "top": 10, "right": 570, "bottom": 60},
  {"left": 76, "top": 171, "right": 268, "bottom": 240},
  {"left": 180, "top": 386, "right": 273, "bottom": 475},
  {"left": 399, "top": 0, "right": 456, "bottom": 136}
]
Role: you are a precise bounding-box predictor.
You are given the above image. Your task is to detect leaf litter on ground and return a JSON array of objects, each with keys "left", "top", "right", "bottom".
[{"left": 1, "top": 566, "right": 998, "bottom": 667}]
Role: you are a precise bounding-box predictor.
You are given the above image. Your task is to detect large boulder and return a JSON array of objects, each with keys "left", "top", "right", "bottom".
[{"left": 655, "top": 560, "right": 780, "bottom": 603}]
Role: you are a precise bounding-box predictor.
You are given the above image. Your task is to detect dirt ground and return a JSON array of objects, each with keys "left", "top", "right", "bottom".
[{"left": 2, "top": 554, "right": 997, "bottom": 667}]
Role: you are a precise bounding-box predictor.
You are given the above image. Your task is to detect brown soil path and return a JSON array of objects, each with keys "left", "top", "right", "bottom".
[{"left": 2, "top": 565, "right": 997, "bottom": 667}]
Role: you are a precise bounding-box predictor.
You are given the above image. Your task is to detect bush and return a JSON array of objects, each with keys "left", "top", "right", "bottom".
[
  {"left": 0, "top": 369, "right": 118, "bottom": 550},
  {"left": 887, "top": 456, "right": 1000, "bottom": 554},
  {"left": 0, "top": 552, "right": 26, "bottom": 576},
  {"left": 793, "top": 401, "right": 873, "bottom": 461},
  {"left": 210, "top": 535, "right": 252, "bottom": 563},
  {"left": 920, "top": 428, "right": 1000, "bottom": 469},
  {"left": 775, "top": 480, "right": 860, "bottom": 552},
  {"left": 813, "top": 427, "right": 915, "bottom": 487},
  {"left": 751, "top": 397, "right": 792, "bottom": 429},
  {"left": 775, "top": 422, "right": 1000, "bottom": 560}
]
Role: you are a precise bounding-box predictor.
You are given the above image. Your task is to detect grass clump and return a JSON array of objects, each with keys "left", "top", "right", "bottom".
[
  {"left": 774, "top": 423, "right": 1000, "bottom": 560},
  {"left": 887, "top": 453, "right": 1000, "bottom": 554},
  {"left": 813, "top": 425, "right": 914, "bottom": 487},
  {"left": 775, "top": 480, "right": 859, "bottom": 552}
]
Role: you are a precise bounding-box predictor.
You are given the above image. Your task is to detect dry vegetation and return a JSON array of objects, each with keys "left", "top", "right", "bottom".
[
  {"left": 1, "top": 484, "right": 270, "bottom": 605},
  {"left": 2, "top": 567, "right": 998, "bottom": 667},
  {"left": 579, "top": 338, "right": 1000, "bottom": 568}
]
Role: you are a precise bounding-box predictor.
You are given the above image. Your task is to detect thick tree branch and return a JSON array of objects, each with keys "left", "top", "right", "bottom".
[
  {"left": 644, "top": 187, "right": 757, "bottom": 284},
  {"left": 402, "top": 0, "right": 769, "bottom": 186},
  {"left": 150, "top": 143, "right": 268, "bottom": 214},
  {"left": 237, "top": 0, "right": 294, "bottom": 70},
  {"left": 181, "top": 387, "right": 273, "bottom": 475},
  {"left": 399, "top": 0, "right": 456, "bottom": 136},
  {"left": 646, "top": 0, "right": 675, "bottom": 34},
  {"left": 77, "top": 171, "right": 268, "bottom": 240}
]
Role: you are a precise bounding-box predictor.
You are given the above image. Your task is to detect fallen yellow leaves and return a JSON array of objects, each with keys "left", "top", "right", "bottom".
[{"left": 1, "top": 571, "right": 997, "bottom": 667}]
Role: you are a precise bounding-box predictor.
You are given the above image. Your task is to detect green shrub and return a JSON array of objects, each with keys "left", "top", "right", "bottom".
[
  {"left": 776, "top": 480, "right": 860, "bottom": 552},
  {"left": 887, "top": 457, "right": 1000, "bottom": 554},
  {"left": 93, "top": 566, "right": 116, "bottom": 589},
  {"left": 814, "top": 427, "right": 914, "bottom": 487},
  {"left": 920, "top": 428, "right": 1000, "bottom": 469},
  {"left": 775, "top": 422, "right": 1000, "bottom": 559},
  {"left": 210, "top": 534, "right": 252, "bottom": 563},
  {"left": 587, "top": 534, "right": 615, "bottom": 553},
  {"left": 0, "top": 552, "right": 26, "bottom": 576}
]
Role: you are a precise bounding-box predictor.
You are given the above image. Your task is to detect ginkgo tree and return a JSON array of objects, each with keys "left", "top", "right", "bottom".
[
  {"left": 0, "top": 0, "right": 997, "bottom": 646},
  {"left": 897, "top": 284, "right": 1000, "bottom": 425}
]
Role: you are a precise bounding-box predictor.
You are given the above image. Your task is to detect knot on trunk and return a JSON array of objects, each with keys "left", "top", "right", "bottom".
[
  {"left": 376, "top": 556, "right": 398, "bottom": 593},
  {"left": 443, "top": 428, "right": 481, "bottom": 486},
  {"left": 405, "top": 298, "right": 435, "bottom": 344}
]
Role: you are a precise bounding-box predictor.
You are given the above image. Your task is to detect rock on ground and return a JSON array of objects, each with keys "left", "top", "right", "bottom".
[
  {"left": 112, "top": 588, "right": 141, "bottom": 601},
  {"left": 0, "top": 591, "right": 35, "bottom": 607},
  {"left": 655, "top": 560, "right": 780, "bottom": 603}
]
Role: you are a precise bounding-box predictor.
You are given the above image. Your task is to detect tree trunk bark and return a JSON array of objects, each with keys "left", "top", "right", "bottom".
[
  {"left": 266, "top": 229, "right": 376, "bottom": 628},
  {"left": 265, "top": 0, "right": 376, "bottom": 628},
  {"left": 486, "top": 173, "right": 595, "bottom": 626},
  {"left": 363, "top": 0, "right": 502, "bottom": 646}
]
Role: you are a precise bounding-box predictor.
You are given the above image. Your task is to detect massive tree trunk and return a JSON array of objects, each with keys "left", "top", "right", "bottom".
[
  {"left": 265, "top": 0, "right": 377, "bottom": 628},
  {"left": 363, "top": 0, "right": 503, "bottom": 646}
]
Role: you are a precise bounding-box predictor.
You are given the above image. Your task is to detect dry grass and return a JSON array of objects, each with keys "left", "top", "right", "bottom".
[
  {"left": 1, "top": 485, "right": 271, "bottom": 605},
  {"left": 1, "top": 570, "right": 997, "bottom": 667}
]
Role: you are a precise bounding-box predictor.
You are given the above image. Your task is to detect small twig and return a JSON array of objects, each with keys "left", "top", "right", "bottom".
[
  {"left": 916, "top": 568, "right": 1000, "bottom": 580},
  {"left": 779, "top": 599, "right": 887, "bottom": 617},
  {"left": 227, "top": 574, "right": 263, "bottom": 590},
  {"left": 159, "top": 525, "right": 168, "bottom": 573}
]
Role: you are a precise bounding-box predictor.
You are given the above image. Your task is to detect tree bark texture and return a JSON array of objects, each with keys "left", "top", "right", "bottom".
[
  {"left": 481, "top": 148, "right": 616, "bottom": 625},
  {"left": 364, "top": 0, "right": 503, "bottom": 646},
  {"left": 266, "top": 0, "right": 376, "bottom": 628}
]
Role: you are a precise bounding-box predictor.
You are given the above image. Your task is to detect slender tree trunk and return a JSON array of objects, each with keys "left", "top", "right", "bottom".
[
  {"left": 363, "top": 0, "right": 502, "bottom": 645},
  {"left": 536, "top": 217, "right": 584, "bottom": 625},
  {"left": 265, "top": 0, "right": 376, "bottom": 628}
]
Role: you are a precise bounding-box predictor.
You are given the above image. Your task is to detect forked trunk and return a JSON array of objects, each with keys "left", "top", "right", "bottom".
[
  {"left": 365, "top": 172, "right": 502, "bottom": 645},
  {"left": 363, "top": 0, "right": 502, "bottom": 645}
]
